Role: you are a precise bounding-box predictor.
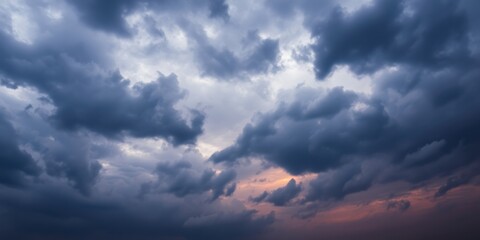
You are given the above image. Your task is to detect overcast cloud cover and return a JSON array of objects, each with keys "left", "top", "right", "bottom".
[{"left": 1, "top": 0, "right": 480, "bottom": 239}]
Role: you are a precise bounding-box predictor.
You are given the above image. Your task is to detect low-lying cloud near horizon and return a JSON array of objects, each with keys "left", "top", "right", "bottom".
[{"left": 1, "top": 0, "right": 480, "bottom": 239}]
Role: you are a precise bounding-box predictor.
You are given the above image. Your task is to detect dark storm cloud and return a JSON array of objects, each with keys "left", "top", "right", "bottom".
[
  {"left": 0, "top": 184, "right": 273, "bottom": 240},
  {"left": 42, "top": 134, "right": 103, "bottom": 195},
  {"left": 11, "top": 109, "right": 112, "bottom": 195},
  {"left": 310, "top": 0, "right": 472, "bottom": 79},
  {"left": 0, "top": 112, "right": 40, "bottom": 187},
  {"left": 66, "top": 0, "right": 137, "bottom": 36},
  {"left": 67, "top": 0, "right": 230, "bottom": 36},
  {"left": 434, "top": 168, "right": 479, "bottom": 198},
  {"left": 250, "top": 191, "right": 269, "bottom": 203},
  {"left": 0, "top": 109, "right": 271, "bottom": 239},
  {"left": 210, "top": 87, "right": 384, "bottom": 175},
  {"left": 286, "top": 87, "right": 358, "bottom": 120},
  {"left": 250, "top": 178, "right": 302, "bottom": 206},
  {"left": 198, "top": 37, "right": 280, "bottom": 79},
  {"left": 212, "top": 0, "right": 480, "bottom": 202},
  {"left": 435, "top": 175, "right": 470, "bottom": 197},
  {"left": 304, "top": 163, "right": 375, "bottom": 201},
  {"left": 0, "top": 31, "right": 204, "bottom": 145},
  {"left": 2, "top": 0, "right": 480, "bottom": 239},
  {"left": 208, "top": 0, "right": 229, "bottom": 20},
  {"left": 386, "top": 199, "right": 411, "bottom": 212},
  {"left": 186, "top": 24, "right": 280, "bottom": 80},
  {"left": 140, "top": 158, "right": 237, "bottom": 201},
  {"left": 0, "top": 1, "right": 275, "bottom": 239},
  {"left": 183, "top": 210, "right": 274, "bottom": 240}
]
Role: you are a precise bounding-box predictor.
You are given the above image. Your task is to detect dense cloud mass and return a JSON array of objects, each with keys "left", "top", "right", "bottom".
[
  {"left": 0, "top": 112, "right": 40, "bottom": 187},
  {"left": 311, "top": 0, "right": 473, "bottom": 79},
  {"left": 386, "top": 199, "right": 411, "bottom": 212},
  {"left": 141, "top": 154, "right": 237, "bottom": 201},
  {"left": 212, "top": 0, "right": 480, "bottom": 203},
  {"left": 1, "top": 0, "right": 480, "bottom": 239},
  {"left": 250, "top": 178, "right": 302, "bottom": 206},
  {"left": 0, "top": 30, "right": 204, "bottom": 145},
  {"left": 188, "top": 25, "right": 280, "bottom": 80},
  {"left": 67, "top": 0, "right": 230, "bottom": 36}
]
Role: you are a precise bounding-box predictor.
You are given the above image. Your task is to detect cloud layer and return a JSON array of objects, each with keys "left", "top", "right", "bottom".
[{"left": 1, "top": 0, "right": 480, "bottom": 239}]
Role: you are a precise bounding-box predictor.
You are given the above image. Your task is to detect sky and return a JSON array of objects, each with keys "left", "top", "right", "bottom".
[{"left": 1, "top": 0, "right": 480, "bottom": 239}]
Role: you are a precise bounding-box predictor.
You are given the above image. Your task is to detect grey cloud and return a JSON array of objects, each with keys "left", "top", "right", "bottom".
[
  {"left": 13, "top": 109, "right": 110, "bottom": 195},
  {"left": 0, "top": 30, "right": 204, "bottom": 146},
  {"left": 310, "top": 0, "right": 472, "bottom": 79},
  {"left": 250, "top": 178, "right": 302, "bottom": 206},
  {"left": 208, "top": 0, "right": 229, "bottom": 20},
  {"left": 403, "top": 140, "right": 447, "bottom": 167},
  {"left": 250, "top": 191, "right": 269, "bottom": 204},
  {"left": 2, "top": 0, "right": 480, "bottom": 239},
  {"left": 210, "top": 89, "right": 388, "bottom": 175},
  {"left": 187, "top": 25, "right": 280, "bottom": 80},
  {"left": 67, "top": 0, "right": 231, "bottom": 36},
  {"left": 386, "top": 199, "right": 411, "bottom": 212},
  {"left": 305, "top": 163, "right": 375, "bottom": 201},
  {"left": 143, "top": 157, "right": 237, "bottom": 201},
  {"left": 434, "top": 168, "right": 479, "bottom": 198},
  {"left": 212, "top": 0, "right": 480, "bottom": 204},
  {"left": 66, "top": 0, "right": 137, "bottom": 37},
  {"left": 42, "top": 135, "right": 103, "bottom": 195},
  {"left": 213, "top": 64, "right": 480, "bottom": 202},
  {"left": 266, "top": 178, "right": 302, "bottom": 206},
  {"left": 0, "top": 184, "right": 273, "bottom": 240},
  {"left": 0, "top": 112, "right": 40, "bottom": 187},
  {"left": 0, "top": 108, "right": 268, "bottom": 239},
  {"left": 183, "top": 210, "right": 274, "bottom": 240},
  {"left": 287, "top": 87, "right": 358, "bottom": 120}
]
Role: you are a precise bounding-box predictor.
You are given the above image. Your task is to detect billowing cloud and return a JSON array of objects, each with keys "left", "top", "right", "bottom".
[
  {"left": 141, "top": 154, "right": 237, "bottom": 201},
  {"left": 0, "top": 184, "right": 273, "bottom": 240},
  {"left": 1, "top": 0, "right": 480, "bottom": 239},
  {"left": 66, "top": 0, "right": 231, "bottom": 36},
  {"left": 211, "top": 0, "right": 480, "bottom": 204},
  {"left": 311, "top": 0, "right": 472, "bottom": 79},
  {"left": 0, "top": 112, "right": 40, "bottom": 187},
  {"left": 186, "top": 24, "right": 280, "bottom": 80},
  {"left": 386, "top": 199, "right": 411, "bottom": 212},
  {"left": 250, "top": 178, "right": 302, "bottom": 206},
  {"left": 0, "top": 28, "right": 204, "bottom": 146},
  {"left": 208, "top": 0, "right": 229, "bottom": 20},
  {"left": 183, "top": 210, "right": 274, "bottom": 240}
]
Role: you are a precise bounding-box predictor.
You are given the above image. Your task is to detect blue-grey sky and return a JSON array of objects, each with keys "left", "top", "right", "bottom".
[{"left": 1, "top": 0, "right": 480, "bottom": 239}]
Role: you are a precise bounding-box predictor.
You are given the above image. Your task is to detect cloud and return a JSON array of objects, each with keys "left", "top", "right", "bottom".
[
  {"left": 305, "top": 163, "right": 375, "bottom": 201},
  {"left": 210, "top": 87, "right": 385, "bottom": 175},
  {"left": 250, "top": 178, "right": 302, "bottom": 206},
  {"left": 434, "top": 168, "right": 479, "bottom": 197},
  {"left": 0, "top": 29, "right": 204, "bottom": 146},
  {"left": 183, "top": 210, "right": 274, "bottom": 240},
  {"left": 386, "top": 199, "right": 411, "bottom": 212},
  {"left": 66, "top": 0, "right": 137, "bottom": 37},
  {"left": 41, "top": 133, "right": 103, "bottom": 195},
  {"left": 310, "top": 0, "right": 472, "bottom": 79},
  {"left": 0, "top": 184, "right": 273, "bottom": 240},
  {"left": 66, "top": 0, "right": 231, "bottom": 36},
  {"left": 211, "top": 0, "right": 480, "bottom": 203},
  {"left": 0, "top": 112, "right": 40, "bottom": 187},
  {"left": 265, "top": 178, "right": 302, "bottom": 206},
  {"left": 140, "top": 151, "right": 237, "bottom": 201},
  {"left": 208, "top": 0, "right": 229, "bottom": 20},
  {"left": 250, "top": 191, "right": 269, "bottom": 203},
  {"left": 186, "top": 24, "right": 280, "bottom": 80},
  {"left": 1, "top": 0, "right": 480, "bottom": 239},
  {"left": 7, "top": 108, "right": 114, "bottom": 195}
]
